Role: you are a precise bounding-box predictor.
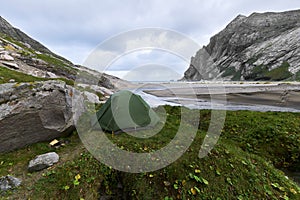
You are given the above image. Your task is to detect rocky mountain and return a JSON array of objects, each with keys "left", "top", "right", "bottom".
[
  {"left": 0, "top": 16, "right": 128, "bottom": 87},
  {"left": 0, "top": 16, "right": 52, "bottom": 55},
  {"left": 183, "top": 9, "right": 300, "bottom": 81},
  {"left": 0, "top": 16, "right": 129, "bottom": 152}
]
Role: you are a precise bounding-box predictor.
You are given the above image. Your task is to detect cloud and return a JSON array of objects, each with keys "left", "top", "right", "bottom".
[
  {"left": 1, "top": 0, "right": 299, "bottom": 80},
  {"left": 122, "top": 64, "right": 182, "bottom": 82}
]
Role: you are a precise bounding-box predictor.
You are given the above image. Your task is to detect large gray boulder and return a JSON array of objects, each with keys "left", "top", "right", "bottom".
[
  {"left": 0, "top": 80, "right": 84, "bottom": 152},
  {"left": 28, "top": 152, "right": 59, "bottom": 172},
  {"left": 0, "top": 175, "right": 21, "bottom": 192}
]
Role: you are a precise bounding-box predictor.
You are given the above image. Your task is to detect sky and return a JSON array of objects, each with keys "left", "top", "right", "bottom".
[{"left": 1, "top": 0, "right": 299, "bottom": 81}]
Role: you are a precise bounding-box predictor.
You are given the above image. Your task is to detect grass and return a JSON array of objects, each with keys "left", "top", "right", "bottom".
[
  {"left": 265, "top": 62, "right": 293, "bottom": 81},
  {"left": 0, "top": 33, "right": 77, "bottom": 80},
  {"left": 221, "top": 66, "right": 236, "bottom": 77},
  {"left": 36, "top": 53, "right": 77, "bottom": 76},
  {"left": 0, "top": 66, "right": 74, "bottom": 86},
  {"left": 244, "top": 62, "right": 293, "bottom": 81},
  {"left": 0, "top": 106, "right": 300, "bottom": 199},
  {"left": 295, "top": 70, "right": 300, "bottom": 81},
  {"left": 0, "top": 66, "right": 45, "bottom": 84}
]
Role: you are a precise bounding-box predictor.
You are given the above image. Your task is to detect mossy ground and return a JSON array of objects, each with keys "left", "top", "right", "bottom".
[{"left": 0, "top": 106, "right": 300, "bottom": 199}]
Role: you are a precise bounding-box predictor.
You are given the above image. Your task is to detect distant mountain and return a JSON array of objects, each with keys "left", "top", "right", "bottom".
[
  {"left": 183, "top": 9, "right": 300, "bottom": 81},
  {"left": 0, "top": 16, "right": 128, "bottom": 88}
]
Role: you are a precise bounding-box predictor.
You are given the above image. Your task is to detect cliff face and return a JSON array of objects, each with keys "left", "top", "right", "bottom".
[{"left": 183, "top": 9, "right": 300, "bottom": 81}]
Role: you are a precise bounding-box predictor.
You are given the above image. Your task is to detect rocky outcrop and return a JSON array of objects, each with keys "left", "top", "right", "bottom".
[
  {"left": 0, "top": 81, "right": 81, "bottom": 152},
  {"left": 183, "top": 9, "right": 300, "bottom": 81},
  {"left": 28, "top": 152, "right": 59, "bottom": 172}
]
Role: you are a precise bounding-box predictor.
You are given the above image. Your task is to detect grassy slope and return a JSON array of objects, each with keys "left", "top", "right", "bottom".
[
  {"left": 0, "top": 106, "right": 300, "bottom": 199},
  {"left": 0, "top": 66, "right": 45, "bottom": 84},
  {"left": 0, "top": 66, "right": 74, "bottom": 85},
  {"left": 0, "top": 33, "right": 77, "bottom": 80}
]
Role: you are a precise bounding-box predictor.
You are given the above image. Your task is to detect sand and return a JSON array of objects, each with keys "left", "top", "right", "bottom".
[{"left": 141, "top": 82, "right": 300, "bottom": 111}]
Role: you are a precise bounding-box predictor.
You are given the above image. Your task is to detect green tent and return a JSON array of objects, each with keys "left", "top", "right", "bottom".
[{"left": 93, "top": 90, "right": 160, "bottom": 132}]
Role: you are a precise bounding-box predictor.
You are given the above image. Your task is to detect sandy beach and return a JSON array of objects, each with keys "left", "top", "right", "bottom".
[{"left": 136, "top": 82, "right": 300, "bottom": 112}]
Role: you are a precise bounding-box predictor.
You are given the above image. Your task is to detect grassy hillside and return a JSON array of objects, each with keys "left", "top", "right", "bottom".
[
  {"left": 0, "top": 106, "right": 299, "bottom": 199},
  {"left": 0, "top": 33, "right": 77, "bottom": 80},
  {"left": 0, "top": 66, "right": 74, "bottom": 85},
  {"left": 0, "top": 66, "right": 45, "bottom": 84}
]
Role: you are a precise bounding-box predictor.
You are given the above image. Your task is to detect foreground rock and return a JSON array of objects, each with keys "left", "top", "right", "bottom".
[
  {"left": 28, "top": 152, "right": 59, "bottom": 172},
  {"left": 0, "top": 175, "right": 21, "bottom": 192},
  {"left": 0, "top": 80, "right": 83, "bottom": 152},
  {"left": 183, "top": 9, "right": 300, "bottom": 81}
]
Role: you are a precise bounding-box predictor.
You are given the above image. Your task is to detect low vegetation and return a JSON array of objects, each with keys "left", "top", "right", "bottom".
[
  {"left": 245, "top": 61, "right": 293, "bottom": 81},
  {"left": 0, "top": 66, "right": 45, "bottom": 84},
  {"left": 0, "top": 106, "right": 300, "bottom": 199},
  {"left": 0, "top": 66, "right": 74, "bottom": 85}
]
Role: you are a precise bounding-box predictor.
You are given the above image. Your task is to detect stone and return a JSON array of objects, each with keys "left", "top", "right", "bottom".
[
  {"left": 0, "top": 80, "right": 85, "bottom": 152},
  {"left": 2, "top": 61, "right": 19, "bottom": 69},
  {"left": 83, "top": 91, "right": 100, "bottom": 104},
  {"left": 28, "top": 152, "right": 59, "bottom": 172},
  {"left": 0, "top": 54, "right": 14, "bottom": 61},
  {"left": 0, "top": 175, "right": 21, "bottom": 191},
  {"left": 183, "top": 9, "right": 300, "bottom": 81}
]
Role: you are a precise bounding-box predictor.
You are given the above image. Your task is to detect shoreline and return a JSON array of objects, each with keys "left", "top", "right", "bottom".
[{"left": 132, "top": 82, "right": 300, "bottom": 112}]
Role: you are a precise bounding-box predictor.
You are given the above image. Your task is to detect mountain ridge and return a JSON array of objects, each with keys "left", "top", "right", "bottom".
[
  {"left": 0, "top": 16, "right": 54, "bottom": 56},
  {"left": 0, "top": 16, "right": 129, "bottom": 89},
  {"left": 183, "top": 9, "right": 300, "bottom": 81}
]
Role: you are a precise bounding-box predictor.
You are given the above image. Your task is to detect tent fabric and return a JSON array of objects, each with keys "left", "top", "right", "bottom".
[{"left": 94, "top": 90, "right": 160, "bottom": 132}]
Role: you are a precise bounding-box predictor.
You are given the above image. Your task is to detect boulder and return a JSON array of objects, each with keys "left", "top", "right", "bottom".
[
  {"left": 28, "top": 152, "right": 59, "bottom": 172},
  {"left": 0, "top": 80, "right": 85, "bottom": 152},
  {"left": 0, "top": 175, "right": 21, "bottom": 192}
]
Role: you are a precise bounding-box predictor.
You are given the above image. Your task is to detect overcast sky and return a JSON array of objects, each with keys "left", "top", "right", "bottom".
[{"left": 1, "top": 0, "right": 299, "bottom": 81}]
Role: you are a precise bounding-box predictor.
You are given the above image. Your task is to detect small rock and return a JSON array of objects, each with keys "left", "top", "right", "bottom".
[
  {"left": 0, "top": 54, "right": 14, "bottom": 61},
  {"left": 46, "top": 71, "right": 58, "bottom": 78},
  {"left": 9, "top": 95, "right": 18, "bottom": 101},
  {"left": 2, "top": 61, "right": 19, "bottom": 69},
  {"left": 163, "top": 181, "right": 171, "bottom": 186},
  {"left": 28, "top": 152, "right": 59, "bottom": 172},
  {"left": 23, "top": 43, "right": 31, "bottom": 48},
  {"left": 0, "top": 175, "right": 21, "bottom": 192},
  {"left": 83, "top": 91, "right": 100, "bottom": 104},
  {"left": 9, "top": 79, "right": 15, "bottom": 83}
]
